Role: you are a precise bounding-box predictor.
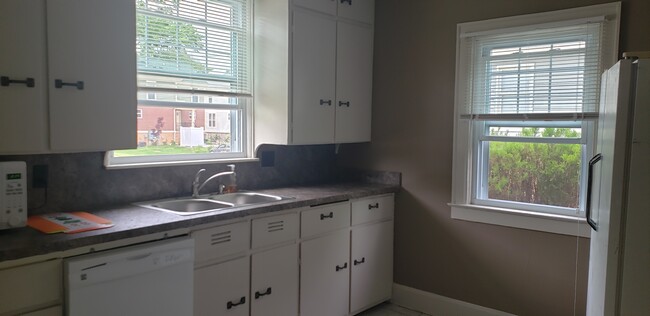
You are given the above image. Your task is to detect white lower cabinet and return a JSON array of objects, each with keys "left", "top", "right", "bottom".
[
  {"left": 300, "top": 230, "right": 351, "bottom": 316},
  {"left": 350, "top": 220, "right": 394, "bottom": 314},
  {"left": 0, "top": 259, "right": 62, "bottom": 315},
  {"left": 251, "top": 243, "right": 299, "bottom": 316},
  {"left": 5, "top": 195, "right": 392, "bottom": 315},
  {"left": 194, "top": 256, "right": 250, "bottom": 316},
  {"left": 192, "top": 221, "right": 251, "bottom": 316}
]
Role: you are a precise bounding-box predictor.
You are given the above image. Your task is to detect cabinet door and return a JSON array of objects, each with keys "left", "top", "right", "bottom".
[
  {"left": 0, "top": 0, "right": 49, "bottom": 154},
  {"left": 337, "top": 0, "right": 375, "bottom": 24},
  {"left": 335, "top": 21, "right": 373, "bottom": 143},
  {"left": 350, "top": 220, "right": 393, "bottom": 313},
  {"left": 47, "top": 0, "right": 136, "bottom": 152},
  {"left": 194, "top": 257, "right": 250, "bottom": 316},
  {"left": 251, "top": 244, "right": 299, "bottom": 316},
  {"left": 293, "top": 0, "right": 337, "bottom": 15},
  {"left": 292, "top": 9, "right": 336, "bottom": 144},
  {"left": 300, "top": 230, "right": 350, "bottom": 316},
  {"left": 0, "top": 259, "right": 62, "bottom": 315}
]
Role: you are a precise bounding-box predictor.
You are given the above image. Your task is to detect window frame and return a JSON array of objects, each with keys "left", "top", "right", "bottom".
[
  {"left": 105, "top": 0, "right": 254, "bottom": 168},
  {"left": 105, "top": 95, "right": 252, "bottom": 167},
  {"left": 471, "top": 120, "right": 594, "bottom": 217},
  {"left": 450, "top": 3, "right": 621, "bottom": 237}
]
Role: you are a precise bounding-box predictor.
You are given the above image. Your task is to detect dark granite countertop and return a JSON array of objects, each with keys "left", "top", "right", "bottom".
[{"left": 0, "top": 182, "right": 399, "bottom": 263}]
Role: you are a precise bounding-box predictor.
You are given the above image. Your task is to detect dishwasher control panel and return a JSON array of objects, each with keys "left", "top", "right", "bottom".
[{"left": 0, "top": 161, "right": 27, "bottom": 230}]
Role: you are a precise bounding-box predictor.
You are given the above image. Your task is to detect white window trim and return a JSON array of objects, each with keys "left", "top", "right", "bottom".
[
  {"left": 471, "top": 120, "right": 594, "bottom": 217},
  {"left": 104, "top": 0, "right": 254, "bottom": 169},
  {"left": 104, "top": 97, "right": 253, "bottom": 168},
  {"left": 450, "top": 2, "right": 621, "bottom": 237}
]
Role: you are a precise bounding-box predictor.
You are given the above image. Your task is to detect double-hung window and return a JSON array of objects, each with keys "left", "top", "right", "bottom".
[
  {"left": 106, "top": 0, "right": 252, "bottom": 167},
  {"left": 451, "top": 3, "right": 620, "bottom": 235}
]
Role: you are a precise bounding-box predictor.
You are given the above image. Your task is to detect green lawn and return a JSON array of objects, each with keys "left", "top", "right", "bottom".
[{"left": 114, "top": 145, "right": 211, "bottom": 157}]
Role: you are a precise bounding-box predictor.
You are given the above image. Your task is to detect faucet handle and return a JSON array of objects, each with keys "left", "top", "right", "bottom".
[{"left": 227, "top": 164, "right": 235, "bottom": 172}]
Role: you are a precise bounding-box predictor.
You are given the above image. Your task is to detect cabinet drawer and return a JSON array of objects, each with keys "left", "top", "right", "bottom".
[
  {"left": 0, "top": 259, "right": 62, "bottom": 315},
  {"left": 252, "top": 213, "right": 299, "bottom": 249},
  {"left": 193, "top": 221, "right": 250, "bottom": 263},
  {"left": 301, "top": 202, "right": 350, "bottom": 237},
  {"left": 351, "top": 194, "right": 394, "bottom": 225}
]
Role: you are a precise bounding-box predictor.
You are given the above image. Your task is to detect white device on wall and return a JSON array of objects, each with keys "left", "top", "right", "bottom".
[{"left": 0, "top": 161, "right": 27, "bottom": 229}]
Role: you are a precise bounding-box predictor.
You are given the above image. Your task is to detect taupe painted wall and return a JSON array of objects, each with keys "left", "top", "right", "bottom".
[{"left": 337, "top": 0, "right": 650, "bottom": 315}]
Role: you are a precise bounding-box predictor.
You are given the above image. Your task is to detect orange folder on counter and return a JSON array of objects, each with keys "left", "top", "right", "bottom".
[{"left": 28, "top": 212, "right": 114, "bottom": 234}]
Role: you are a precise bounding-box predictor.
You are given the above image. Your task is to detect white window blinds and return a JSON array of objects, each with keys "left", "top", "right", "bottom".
[
  {"left": 136, "top": 0, "right": 251, "bottom": 97},
  {"left": 458, "top": 18, "right": 612, "bottom": 120}
]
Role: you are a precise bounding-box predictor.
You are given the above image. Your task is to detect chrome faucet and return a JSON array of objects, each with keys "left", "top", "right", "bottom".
[{"left": 192, "top": 164, "right": 236, "bottom": 198}]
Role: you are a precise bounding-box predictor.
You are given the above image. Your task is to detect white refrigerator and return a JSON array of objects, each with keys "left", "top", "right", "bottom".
[{"left": 586, "top": 57, "right": 649, "bottom": 315}]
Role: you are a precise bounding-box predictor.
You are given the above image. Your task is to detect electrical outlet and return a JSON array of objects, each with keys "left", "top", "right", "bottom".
[{"left": 33, "top": 165, "right": 48, "bottom": 188}]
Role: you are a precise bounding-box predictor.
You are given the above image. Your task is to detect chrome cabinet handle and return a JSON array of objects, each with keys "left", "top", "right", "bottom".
[
  {"left": 336, "top": 262, "right": 348, "bottom": 271},
  {"left": 354, "top": 257, "right": 365, "bottom": 265},
  {"left": 338, "top": 101, "right": 350, "bottom": 107},
  {"left": 586, "top": 153, "right": 602, "bottom": 231},
  {"left": 255, "top": 287, "right": 272, "bottom": 299},
  {"left": 320, "top": 99, "right": 332, "bottom": 106},
  {"left": 227, "top": 296, "right": 246, "bottom": 309},
  {"left": 1, "top": 76, "right": 35, "bottom": 88},
  {"left": 55, "top": 79, "right": 84, "bottom": 90},
  {"left": 368, "top": 203, "right": 379, "bottom": 210}
]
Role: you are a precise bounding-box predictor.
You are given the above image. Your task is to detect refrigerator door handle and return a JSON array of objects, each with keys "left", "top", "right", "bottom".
[{"left": 586, "top": 153, "right": 603, "bottom": 231}]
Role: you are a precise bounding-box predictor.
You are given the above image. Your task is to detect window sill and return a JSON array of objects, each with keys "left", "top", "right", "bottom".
[
  {"left": 104, "top": 157, "right": 260, "bottom": 170},
  {"left": 449, "top": 203, "right": 591, "bottom": 238}
]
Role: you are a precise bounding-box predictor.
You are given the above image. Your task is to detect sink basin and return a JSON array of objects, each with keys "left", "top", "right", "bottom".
[
  {"left": 136, "top": 192, "right": 293, "bottom": 216},
  {"left": 207, "top": 192, "right": 287, "bottom": 205},
  {"left": 138, "top": 198, "right": 234, "bottom": 215}
]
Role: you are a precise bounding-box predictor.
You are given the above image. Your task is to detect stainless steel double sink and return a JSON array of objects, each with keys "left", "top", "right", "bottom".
[{"left": 136, "top": 192, "right": 293, "bottom": 215}]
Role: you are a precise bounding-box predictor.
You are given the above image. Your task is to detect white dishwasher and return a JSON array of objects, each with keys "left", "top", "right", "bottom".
[{"left": 65, "top": 237, "right": 194, "bottom": 316}]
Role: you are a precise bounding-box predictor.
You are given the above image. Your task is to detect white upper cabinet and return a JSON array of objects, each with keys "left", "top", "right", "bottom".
[
  {"left": 254, "top": 0, "right": 374, "bottom": 146},
  {"left": 0, "top": 0, "right": 50, "bottom": 154},
  {"left": 294, "top": 0, "right": 374, "bottom": 23},
  {"left": 47, "top": 0, "right": 136, "bottom": 152},
  {"left": 293, "top": 0, "right": 337, "bottom": 15},
  {"left": 335, "top": 21, "right": 373, "bottom": 143},
  {"left": 292, "top": 9, "right": 337, "bottom": 144},
  {"left": 0, "top": 0, "right": 136, "bottom": 154},
  {"left": 337, "top": 0, "right": 375, "bottom": 24}
]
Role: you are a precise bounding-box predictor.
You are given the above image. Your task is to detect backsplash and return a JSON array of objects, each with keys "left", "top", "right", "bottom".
[{"left": 0, "top": 144, "right": 346, "bottom": 214}]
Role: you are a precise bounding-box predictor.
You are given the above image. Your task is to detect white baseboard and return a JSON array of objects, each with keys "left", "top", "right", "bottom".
[{"left": 391, "top": 283, "right": 517, "bottom": 316}]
